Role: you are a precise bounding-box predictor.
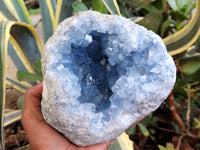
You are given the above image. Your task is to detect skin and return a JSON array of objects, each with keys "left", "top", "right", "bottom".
[{"left": 22, "top": 83, "right": 147, "bottom": 150}]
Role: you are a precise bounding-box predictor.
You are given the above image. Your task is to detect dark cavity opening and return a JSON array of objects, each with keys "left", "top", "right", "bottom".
[{"left": 69, "top": 31, "right": 119, "bottom": 113}]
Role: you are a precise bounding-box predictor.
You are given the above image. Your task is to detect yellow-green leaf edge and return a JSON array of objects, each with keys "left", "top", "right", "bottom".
[
  {"left": 163, "top": 0, "right": 200, "bottom": 56},
  {"left": 101, "top": 0, "right": 121, "bottom": 16}
]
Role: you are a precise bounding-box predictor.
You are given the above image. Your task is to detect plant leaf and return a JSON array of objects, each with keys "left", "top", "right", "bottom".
[
  {"left": 7, "top": 41, "right": 28, "bottom": 72},
  {"left": 8, "top": 22, "right": 42, "bottom": 74},
  {"left": 0, "top": 0, "right": 18, "bottom": 21},
  {"left": 126, "top": 125, "right": 136, "bottom": 135},
  {"left": 167, "top": 0, "right": 178, "bottom": 10},
  {"left": 93, "top": 0, "right": 108, "bottom": 14},
  {"left": 179, "top": 55, "right": 200, "bottom": 75},
  {"left": 17, "top": 95, "right": 25, "bottom": 111},
  {"left": 132, "top": 0, "right": 155, "bottom": 8},
  {"left": 177, "top": 0, "right": 194, "bottom": 15},
  {"left": 17, "top": 70, "right": 43, "bottom": 82},
  {"left": 55, "top": 0, "right": 76, "bottom": 27},
  {"left": 161, "top": 19, "right": 176, "bottom": 37},
  {"left": 145, "top": 3, "right": 159, "bottom": 12},
  {"left": 11, "top": 0, "right": 32, "bottom": 24},
  {"left": 33, "top": 58, "right": 43, "bottom": 76},
  {"left": 137, "top": 11, "right": 163, "bottom": 34},
  {"left": 158, "top": 145, "right": 166, "bottom": 150},
  {"left": 0, "top": 21, "right": 42, "bottom": 87},
  {"left": 163, "top": 0, "right": 200, "bottom": 56},
  {"left": 4, "top": 109, "right": 21, "bottom": 127},
  {"left": 6, "top": 76, "right": 32, "bottom": 94},
  {"left": 101, "top": 0, "right": 121, "bottom": 15},
  {"left": 138, "top": 123, "right": 150, "bottom": 136},
  {"left": 0, "top": 21, "right": 9, "bottom": 150},
  {"left": 72, "top": 1, "right": 88, "bottom": 13},
  {"left": 109, "top": 132, "right": 133, "bottom": 150},
  {"left": 39, "top": 0, "right": 56, "bottom": 43}
]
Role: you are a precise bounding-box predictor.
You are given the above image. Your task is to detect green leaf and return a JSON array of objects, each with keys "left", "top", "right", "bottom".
[
  {"left": 150, "top": 0, "right": 163, "bottom": 11},
  {"left": 55, "top": 0, "right": 76, "bottom": 27},
  {"left": 177, "top": 0, "right": 194, "bottom": 15},
  {"left": 158, "top": 143, "right": 175, "bottom": 150},
  {"left": 108, "top": 139, "right": 122, "bottom": 150},
  {"left": 137, "top": 11, "right": 163, "bottom": 34},
  {"left": 33, "top": 58, "right": 42, "bottom": 76},
  {"left": 17, "top": 70, "right": 43, "bottom": 82},
  {"left": 17, "top": 95, "right": 25, "bottom": 110},
  {"left": 0, "top": 0, "right": 18, "bottom": 21},
  {"left": 50, "top": 0, "right": 57, "bottom": 15},
  {"left": 39, "top": 0, "right": 56, "bottom": 43},
  {"left": 171, "top": 10, "right": 189, "bottom": 22},
  {"left": 161, "top": 19, "right": 176, "bottom": 37},
  {"left": 132, "top": 0, "right": 155, "bottom": 8},
  {"left": 126, "top": 125, "right": 136, "bottom": 135},
  {"left": 179, "top": 55, "right": 200, "bottom": 75},
  {"left": 167, "top": 0, "right": 178, "bottom": 10},
  {"left": 4, "top": 109, "right": 21, "bottom": 127},
  {"left": 7, "top": 41, "right": 28, "bottom": 72},
  {"left": 93, "top": 0, "right": 108, "bottom": 14},
  {"left": 158, "top": 145, "right": 166, "bottom": 150},
  {"left": 145, "top": 4, "right": 159, "bottom": 12},
  {"left": 164, "top": 0, "right": 200, "bottom": 56},
  {"left": 0, "top": 21, "right": 8, "bottom": 150},
  {"left": 11, "top": 0, "right": 32, "bottom": 25},
  {"left": 138, "top": 123, "right": 150, "bottom": 136},
  {"left": 109, "top": 132, "right": 133, "bottom": 150},
  {"left": 72, "top": 1, "right": 88, "bottom": 12},
  {"left": 101, "top": 0, "right": 121, "bottom": 15}
]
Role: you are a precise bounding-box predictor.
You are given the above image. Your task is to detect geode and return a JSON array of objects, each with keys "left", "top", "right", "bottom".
[{"left": 41, "top": 11, "right": 176, "bottom": 146}]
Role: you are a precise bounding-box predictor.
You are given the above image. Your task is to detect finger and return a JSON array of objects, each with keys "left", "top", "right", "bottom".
[
  {"left": 82, "top": 139, "right": 113, "bottom": 150},
  {"left": 26, "top": 82, "right": 43, "bottom": 99},
  {"left": 24, "top": 83, "right": 43, "bottom": 109}
]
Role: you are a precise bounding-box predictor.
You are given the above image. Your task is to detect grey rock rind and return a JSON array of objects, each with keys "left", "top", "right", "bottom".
[{"left": 41, "top": 11, "right": 176, "bottom": 146}]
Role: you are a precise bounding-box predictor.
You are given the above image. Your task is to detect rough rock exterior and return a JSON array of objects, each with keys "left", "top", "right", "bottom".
[{"left": 41, "top": 11, "right": 176, "bottom": 146}]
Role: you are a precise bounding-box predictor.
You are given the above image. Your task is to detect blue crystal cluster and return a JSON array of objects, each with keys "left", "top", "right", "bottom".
[{"left": 41, "top": 11, "right": 176, "bottom": 146}]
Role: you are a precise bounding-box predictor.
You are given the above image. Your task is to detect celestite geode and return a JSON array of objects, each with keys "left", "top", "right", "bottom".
[{"left": 41, "top": 11, "right": 176, "bottom": 146}]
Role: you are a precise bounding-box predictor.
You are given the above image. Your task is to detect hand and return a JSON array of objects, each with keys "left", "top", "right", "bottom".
[{"left": 21, "top": 83, "right": 112, "bottom": 150}]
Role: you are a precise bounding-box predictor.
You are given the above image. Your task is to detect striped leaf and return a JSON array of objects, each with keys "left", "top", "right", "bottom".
[
  {"left": 39, "top": 0, "right": 56, "bottom": 43},
  {"left": 101, "top": 0, "right": 121, "bottom": 16},
  {"left": 0, "top": 0, "right": 18, "bottom": 21},
  {"left": 72, "top": 1, "right": 88, "bottom": 12},
  {"left": 55, "top": 0, "right": 76, "bottom": 27},
  {"left": 4, "top": 109, "right": 21, "bottom": 127},
  {"left": 6, "top": 76, "right": 32, "bottom": 94},
  {"left": 10, "top": 0, "right": 32, "bottom": 24},
  {"left": 8, "top": 23, "right": 42, "bottom": 73},
  {"left": 0, "top": 21, "right": 10, "bottom": 150},
  {"left": 163, "top": 0, "right": 200, "bottom": 56},
  {"left": 0, "top": 21, "right": 42, "bottom": 149}
]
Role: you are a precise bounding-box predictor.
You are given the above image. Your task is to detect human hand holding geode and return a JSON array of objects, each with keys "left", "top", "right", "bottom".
[{"left": 21, "top": 83, "right": 112, "bottom": 150}]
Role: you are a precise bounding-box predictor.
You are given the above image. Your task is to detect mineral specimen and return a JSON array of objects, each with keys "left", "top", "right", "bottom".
[{"left": 41, "top": 11, "right": 176, "bottom": 146}]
